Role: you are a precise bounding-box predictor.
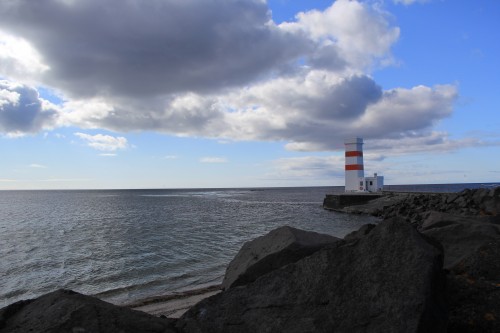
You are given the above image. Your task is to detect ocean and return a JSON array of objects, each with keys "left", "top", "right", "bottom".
[{"left": 0, "top": 183, "right": 498, "bottom": 308}]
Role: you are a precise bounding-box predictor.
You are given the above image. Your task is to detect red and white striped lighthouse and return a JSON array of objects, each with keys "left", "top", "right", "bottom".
[{"left": 345, "top": 137, "right": 365, "bottom": 192}]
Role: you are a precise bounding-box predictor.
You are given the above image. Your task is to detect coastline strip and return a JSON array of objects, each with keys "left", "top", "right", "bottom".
[{"left": 126, "top": 284, "right": 221, "bottom": 318}]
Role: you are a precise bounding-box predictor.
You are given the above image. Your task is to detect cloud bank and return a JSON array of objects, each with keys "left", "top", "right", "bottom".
[{"left": 0, "top": 0, "right": 461, "bottom": 153}]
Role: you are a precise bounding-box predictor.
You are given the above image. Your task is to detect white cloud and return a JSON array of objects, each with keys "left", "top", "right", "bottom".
[
  {"left": 136, "top": 76, "right": 455, "bottom": 154},
  {"left": 272, "top": 155, "right": 344, "bottom": 179},
  {"left": 0, "top": 88, "right": 20, "bottom": 107},
  {"left": 273, "top": 133, "right": 499, "bottom": 182},
  {"left": 58, "top": 98, "right": 115, "bottom": 129},
  {"left": 163, "top": 155, "right": 178, "bottom": 160},
  {"left": 0, "top": 30, "right": 49, "bottom": 83},
  {"left": 29, "top": 163, "right": 46, "bottom": 168},
  {"left": 276, "top": 84, "right": 458, "bottom": 152},
  {"left": 39, "top": 178, "right": 91, "bottom": 182},
  {"left": 269, "top": 151, "right": 391, "bottom": 181},
  {"left": 280, "top": 0, "right": 400, "bottom": 71},
  {"left": 365, "top": 132, "right": 497, "bottom": 155},
  {"left": 267, "top": 131, "right": 500, "bottom": 183},
  {"left": 74, "top": 132, "right": 128, "bottom": 151},
  {"left": 200, "top": 157, "right": 228, "bottom": 164},
  {"left": 99, "top": 153, "right": 117, "bottom": 157}
]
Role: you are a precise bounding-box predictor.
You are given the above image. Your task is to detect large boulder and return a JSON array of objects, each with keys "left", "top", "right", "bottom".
[
  {"left": 451, "top": 240, "right": 500, "bottom": 281},
  {"left": 420, "top": 211, "right": 500, "bottom": 332},
  {"left": 465, "top": 186, "right": 500, "bottom": 216},
  {"left": 446, "top": 240, "right": 500, "bottom": 332},
  {"left": 446, "top": 273, "right": 500, "bottom": 333},
  {"left": 178, "top": 219, "right": 447, "bottom": 333},
  {"left": 222, "top": 225, "right": 341, "bottom": 290},
  {"left": 0, "top": 289, "right": 178, "bottom": 333},
  {"left": 421, "top": 212, "right": 500, "bottom": 269},
  {"left": 343, "top": 223, "right": 376, "bottom": 241},
  {"left": 420, "top": 211, "right": 498, "bottom": 231}
]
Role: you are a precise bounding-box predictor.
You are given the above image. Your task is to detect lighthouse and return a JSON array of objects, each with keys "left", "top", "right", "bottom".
[
  {"left": 344, "top": 137, "right": 384, "bottom": 192},
  {"left": 344, "top": 138, "right": 365, "bottom": 192}
]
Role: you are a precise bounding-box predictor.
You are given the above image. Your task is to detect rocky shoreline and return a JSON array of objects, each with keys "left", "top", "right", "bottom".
[
  {"left": 324, "top": 187, "right": 499, "bottom": 227},
  {"left": 128, "top": 285, "right": 222, "bottom": 319},
  {"left": 1, "top": 187, "right": 499, "bottom": 332}
]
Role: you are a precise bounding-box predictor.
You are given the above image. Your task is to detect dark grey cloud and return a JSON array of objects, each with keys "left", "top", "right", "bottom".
[
  {"left": 228, "top": 74, "right": 384, "bottom": 142},
  {"left": 309, "top": 75, "right": 382, "bottom": 119},
  {"left": 277, "top": 84, "right": 458, "bottom": 151},
  {"left": 95, "top": 94, "right": 227, "bottom": 136},
  {"left": 0, "top": 0, "right": 462, "bottom": 154},
  {"left": 88, "top": 74, "right": 383, "bottom": 139},
  {"left": 0, "top": 0, "right": 311, "bottom": 98},
  {"left": 308, "top": 44, "right": 347, "bottom": 71},
  {"left": 0, "top": 81, "right": 57, "bottom": 134}
]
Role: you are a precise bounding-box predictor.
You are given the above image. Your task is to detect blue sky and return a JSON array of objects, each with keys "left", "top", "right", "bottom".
[{"left": 0, "top": 0, "right": 499, "bottom": 189}]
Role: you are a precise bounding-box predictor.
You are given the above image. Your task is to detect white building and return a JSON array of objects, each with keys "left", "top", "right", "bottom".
[
  {"left": 363, "top": 173, "right": 384, "bottom": 192},
  {"left": 344, "top": 137, "right": 384, "bottom": 192}
]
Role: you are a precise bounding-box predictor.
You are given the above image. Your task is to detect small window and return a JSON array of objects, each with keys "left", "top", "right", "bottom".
[
  {"left": 370, "top": 181, "right": 373, "bottom": 186},
  {"left": 360, "top": 181, "right": 363, "bottom": 186}
]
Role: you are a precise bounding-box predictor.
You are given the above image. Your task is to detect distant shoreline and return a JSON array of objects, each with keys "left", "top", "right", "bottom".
[{"left": 1, "top": 182, "right": 499, "bottom": 192}]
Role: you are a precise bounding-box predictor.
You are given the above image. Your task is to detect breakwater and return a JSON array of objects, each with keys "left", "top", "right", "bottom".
[
  {"left": 324, "top": 187, "right": 500, "bottom": 226},
  {"left": 323, "top": 192, "right": 383, "bottom": 209}
]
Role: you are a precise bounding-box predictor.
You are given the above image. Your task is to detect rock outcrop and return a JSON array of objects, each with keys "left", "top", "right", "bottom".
[
  {"left": 420, "top": 211, "right": 500, "bottom": 269},
  {"left": 373, "top": 187, "right": 500, "bottom": 227},
  {"left": 343, "top": 223, "right": 376, "bottom": 241},
  {"left": 178, "top": 219, "right": 447, "bottom": 333},
  {"left": 222, "top": 225, "right": 341, "bottom": 290},
  {"left": 0, "top": 289, "right": 178, "bottom": 333},
  {"left": 446, "top": 240, "right": 500, "bottom": 332},
  {"left": 329, "top": 186, "right": 500, "bottom": 332}
]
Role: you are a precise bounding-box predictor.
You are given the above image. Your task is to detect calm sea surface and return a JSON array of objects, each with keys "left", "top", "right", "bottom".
[{"left": 0, "top": 183, "right": 498, "bottom": 308}]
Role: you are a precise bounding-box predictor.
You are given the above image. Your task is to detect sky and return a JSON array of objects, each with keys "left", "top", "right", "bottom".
[{"left": 0, "top": 0, "right": 499, "bottom": 190}]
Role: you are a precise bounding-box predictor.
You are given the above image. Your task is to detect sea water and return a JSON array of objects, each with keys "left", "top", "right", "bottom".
[{"left": 0, "top": 184, "right": 497, "bottom": 308}]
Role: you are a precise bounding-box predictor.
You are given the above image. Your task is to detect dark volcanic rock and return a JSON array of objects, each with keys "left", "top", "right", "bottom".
[
  {"left": 343, "top": 223, "right": 376, "bottom": 241},
  {"left": 375, "top": 187, "right": 500, "bottom": 227},
  {"left": 326, "top": 187, "right": 500, "bottom": 227},
  {"left": 422, "top": 215, "right": 500, "bottom": 332},
  {"left": 0, "top": 289, "right": 178, "bottom": 333},
  {"left": 451, "top": 240, "right": 500, "bottom": 282},
  {"left": 446, "top": 273, "right": 500, "bottom": 333},
  {"left": 179, "top": 219, "right": 447, "bottom": 333},
  {"left": 445, "top": 240, "right": 500, "bottom": 332},
  {"left": 421, "top": 213, "right": 500, "bottom": 270},
  {"left": 420, "top": 211, "right": 496, "bottom": 231},
  {"left": 222, "top": 225, "right": 341, "bottom": 290}
]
